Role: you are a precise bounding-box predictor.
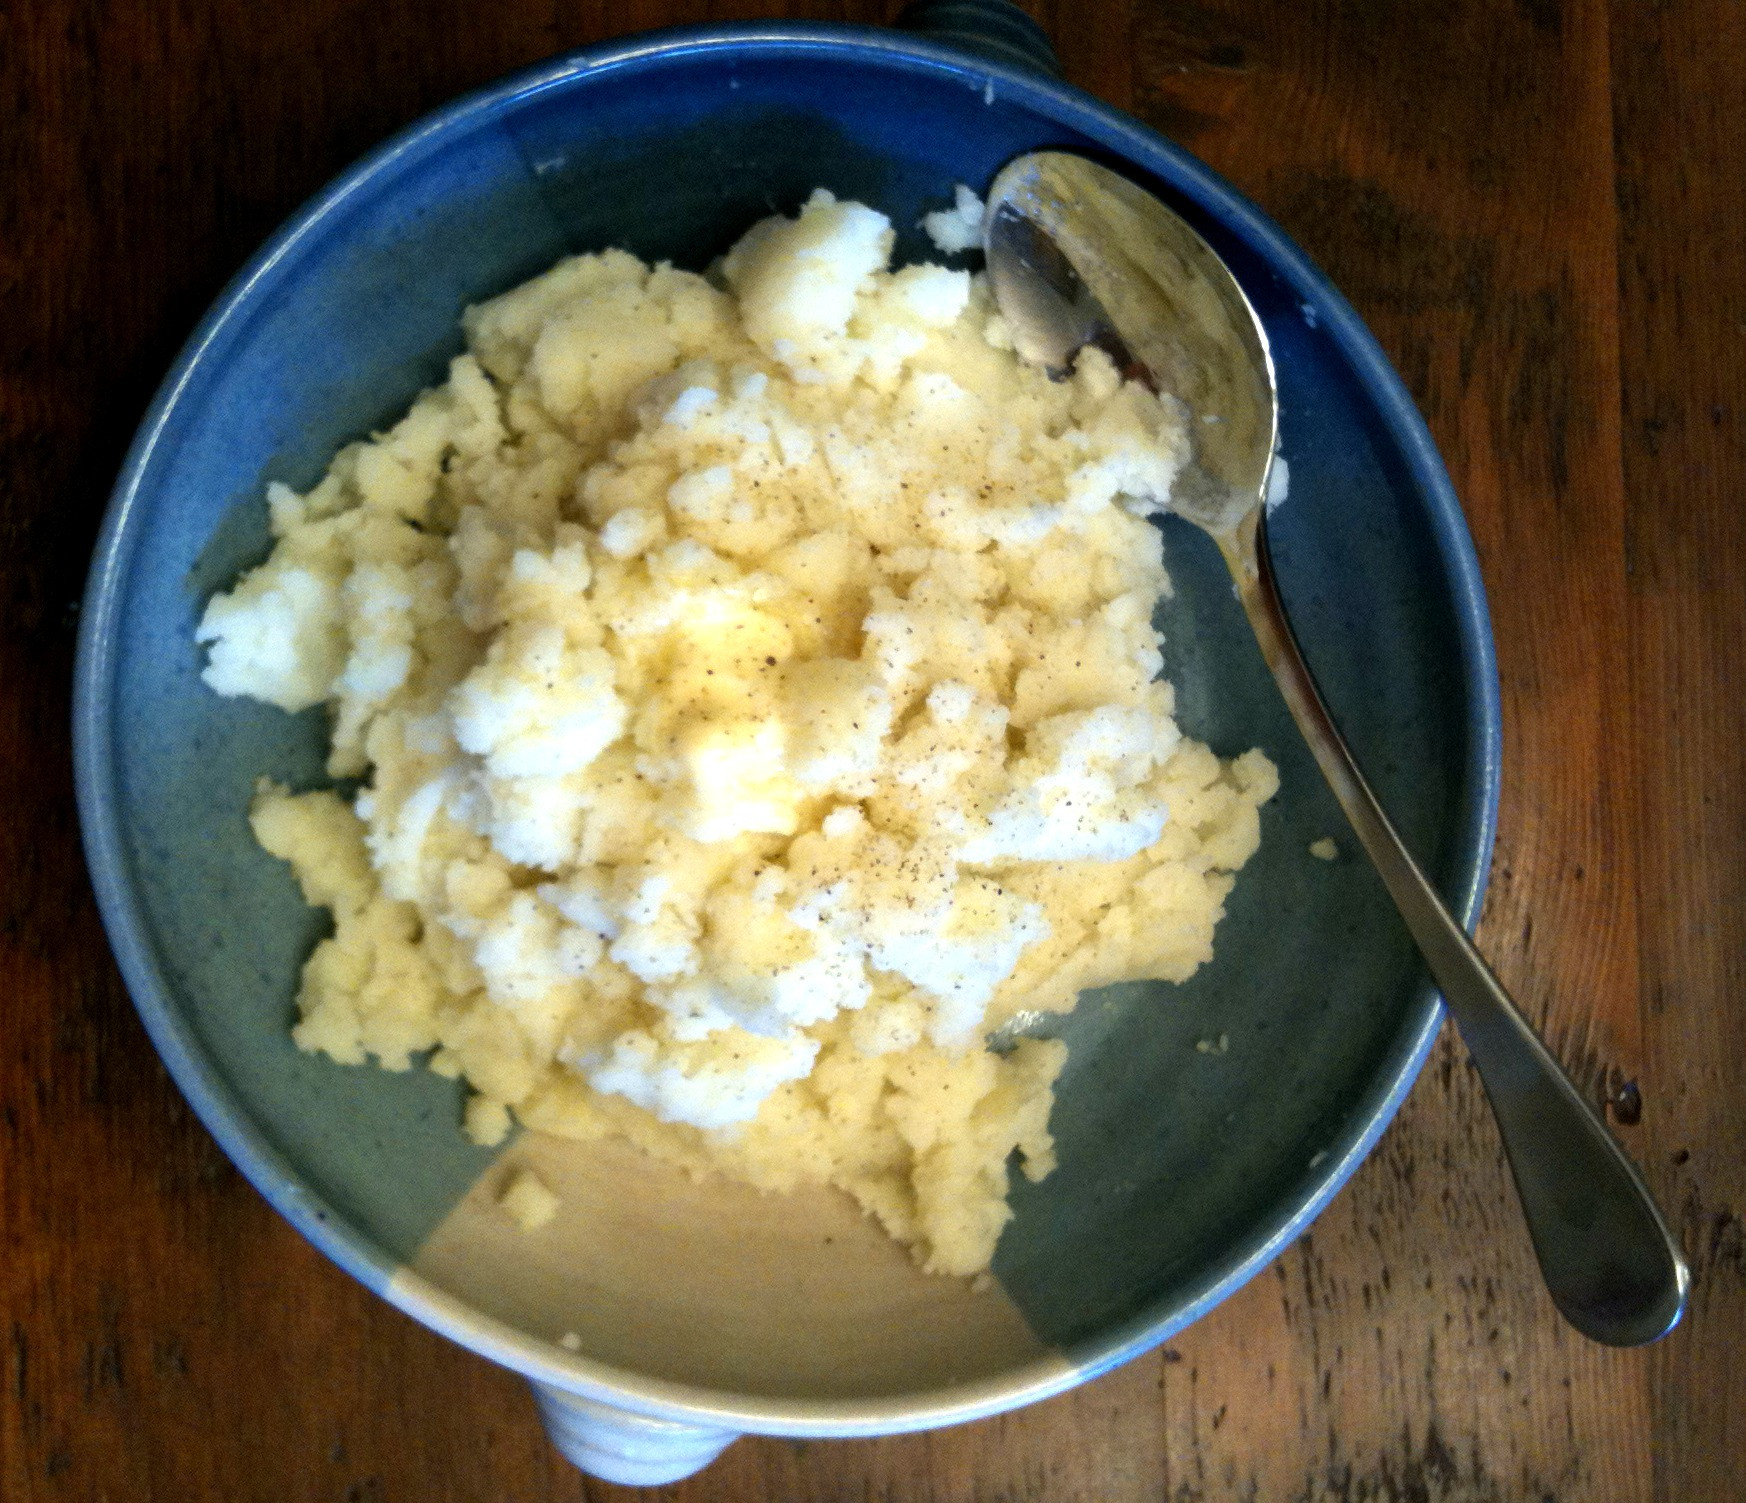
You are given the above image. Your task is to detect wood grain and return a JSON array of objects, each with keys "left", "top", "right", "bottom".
[
  {"left": 1611, "top": 1, "right": 1746, "bottom": 1498},
  {"left": 2, "top": 0, "right": 1740, "bottom": 1498}
]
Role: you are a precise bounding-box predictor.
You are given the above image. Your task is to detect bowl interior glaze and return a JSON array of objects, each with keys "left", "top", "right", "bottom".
[{"left": 76, "top": 25, "right": 1498, "bottom": 1426}]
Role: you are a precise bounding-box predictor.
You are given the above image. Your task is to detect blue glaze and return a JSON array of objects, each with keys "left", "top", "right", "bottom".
[{"left": 74, "top": 21, "right": 1499, "bottom": 1432}]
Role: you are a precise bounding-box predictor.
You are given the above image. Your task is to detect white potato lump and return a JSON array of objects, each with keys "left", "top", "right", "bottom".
[{"left": 198, "top": 188, "right": 1277, "bottom": 1277}]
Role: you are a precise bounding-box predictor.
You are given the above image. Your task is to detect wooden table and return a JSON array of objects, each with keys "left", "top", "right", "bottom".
[{"left": 4, "top": 2, "right": 1740, "bottom": 1497}]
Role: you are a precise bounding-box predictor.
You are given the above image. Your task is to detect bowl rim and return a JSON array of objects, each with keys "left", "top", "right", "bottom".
[{"left": 73, "top": 18, "right": 1502, "bottom": 1438}]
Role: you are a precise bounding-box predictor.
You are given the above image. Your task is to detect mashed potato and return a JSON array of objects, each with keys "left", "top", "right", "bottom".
[{"left": 198, "top": 189, "right": 1277, "bottom": 1276}]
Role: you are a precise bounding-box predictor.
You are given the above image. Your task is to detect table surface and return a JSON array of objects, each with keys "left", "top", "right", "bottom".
[{"left": 4, "top": 1, "right": 1741, "bottom": 1498}]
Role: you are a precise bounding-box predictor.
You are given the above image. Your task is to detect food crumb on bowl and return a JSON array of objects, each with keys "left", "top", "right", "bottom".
[
  {"left": 1309, "top": 836, "right": 1339, "bottom": 861},
  {"left": 499, "top": 1167, "right": 561, "bottom": 1232},
  {"left": 1194, "top": 1033, "right": 1229, "bottom": 1055},
  {"left": 198, "top": 188, "right": 1276, "bottom": 1278},
  {"left": 1265, "top": 453, "right": 1291, "bottom": 512}
]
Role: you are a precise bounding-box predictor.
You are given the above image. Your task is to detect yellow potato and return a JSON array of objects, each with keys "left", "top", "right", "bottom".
[{"left": 198, "top": 188, "right": 1275, "bottom": 1277}]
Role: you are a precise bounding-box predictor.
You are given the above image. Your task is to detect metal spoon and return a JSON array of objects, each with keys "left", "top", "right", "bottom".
[{"left": 983, "top": 150, "right": 1690, "bottom": 1347}]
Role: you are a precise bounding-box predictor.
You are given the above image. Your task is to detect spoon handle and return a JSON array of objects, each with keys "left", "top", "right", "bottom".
[{"left": 1222, "top": 510, "right": 1690, "bottom": 1346}]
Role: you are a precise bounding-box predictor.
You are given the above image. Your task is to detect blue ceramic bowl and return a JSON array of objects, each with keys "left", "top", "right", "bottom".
[{"left": 74, "top": 10, "right": 1499, "bottom": 1485}]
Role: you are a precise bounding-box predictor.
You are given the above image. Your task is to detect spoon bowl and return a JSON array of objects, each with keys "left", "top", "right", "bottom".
[
  {"left": 984, "top": 149, "right": 1690, "bottom": 1348},
  {"left": 986, "top": 151, "right": 1274, "bottom": 534}
]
